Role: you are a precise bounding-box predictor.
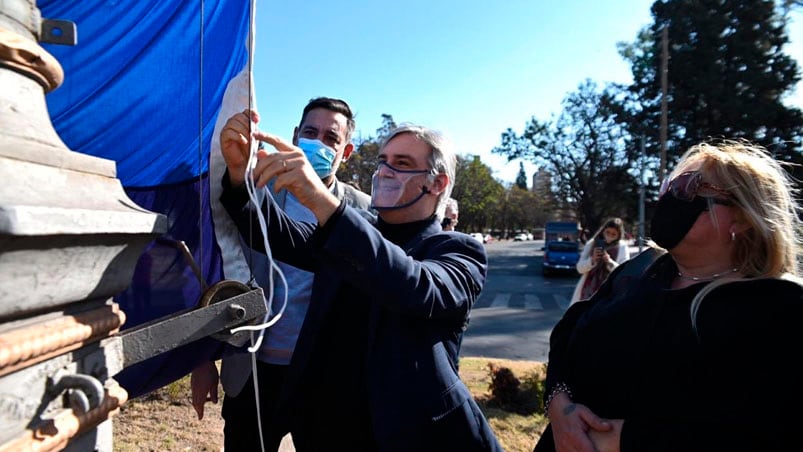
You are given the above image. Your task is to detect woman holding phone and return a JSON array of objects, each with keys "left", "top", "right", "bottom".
[{"left": 570, "top": 217, "right": 631, "bottom": 304}]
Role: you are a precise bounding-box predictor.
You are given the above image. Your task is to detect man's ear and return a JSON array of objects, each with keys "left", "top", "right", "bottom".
[
  {"left": 341, "top": 143, "right": 354, "bottom": 162},
  {"left": 429, "top": 174, "right": 449, "bottom": 195},
  {"left": 292, "top": 127, "right": 299, "bottom": 146}
]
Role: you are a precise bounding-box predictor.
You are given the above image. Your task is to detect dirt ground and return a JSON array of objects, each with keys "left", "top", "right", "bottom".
[
  {"left": 113, "top": 383, "right": 225, "bottom": 452},
  {"left": 113, "top": 377, "right": 297, "bottom": 451}
]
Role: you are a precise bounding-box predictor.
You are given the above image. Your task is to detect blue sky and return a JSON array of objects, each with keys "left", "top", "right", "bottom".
[{"left": 252, "top": 1, "right": 803, "bottom": 184}]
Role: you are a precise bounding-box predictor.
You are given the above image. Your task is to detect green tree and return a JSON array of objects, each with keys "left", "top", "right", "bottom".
[
  {"left": 374, "top": 113, "right": 397, "bottom": 141},
  {"left": 504, "top": 186, "right": 542, "bottom": 233},
  {"left": 515, "top": 162, "right": 528, "bottom": 190},
  {"left": 451, "top": 155, "right": 505, "bottom": 233},
  {"left": 493, "top": 80, "right": 638, "bottom": 230},
  {"left": 618, "top": 0, "right": 803, "bottom": 178}
]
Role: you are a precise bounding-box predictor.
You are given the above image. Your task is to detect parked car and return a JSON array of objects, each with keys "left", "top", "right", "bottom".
[
  {"left": 542, "top": 240, "right": 580, "bottom": 276},
  {"left": 469, "top": 232, "right": 485, "bottom": 244},
  {"left": 545, "top": 221, "right": 580, "bottom": 243},
  {"left": 514, "top": 233, "right": 528, "bottom": 241}
]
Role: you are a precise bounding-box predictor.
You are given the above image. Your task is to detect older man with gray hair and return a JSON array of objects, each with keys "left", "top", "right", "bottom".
[
  {"left": 217, "top": 114, "right": 501, "bottom": 451},
  {"left": 442, "top": 197, "right": 459, "bottom": 231}
]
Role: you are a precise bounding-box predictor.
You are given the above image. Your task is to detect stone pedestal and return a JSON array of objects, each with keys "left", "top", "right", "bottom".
[{"left": 0, "top": 6, "right": 167, "bottom": 449}]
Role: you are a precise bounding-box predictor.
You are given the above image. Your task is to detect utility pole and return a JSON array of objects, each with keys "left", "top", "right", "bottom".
[
  {"left": 659, "top": 26, "right": 669, "bottom": 183},
  {"left": 638, "top": 136, "right": 646, "bottom": 252}
]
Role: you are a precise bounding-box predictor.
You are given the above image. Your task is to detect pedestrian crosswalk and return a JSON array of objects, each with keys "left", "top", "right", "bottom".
[
  {"left": 488, "top": 293, "right": 511, "bottom": 308},
  {"left": 523, "top": 294, "right": 541, "bottom": 310},
  {"left": 481, "top": 292, "right": 572, "bottom": 311}
]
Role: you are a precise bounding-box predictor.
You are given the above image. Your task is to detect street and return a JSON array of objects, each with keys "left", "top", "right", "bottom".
[{"left": 459, "top": 239, "right": 577, "bottom": 363}]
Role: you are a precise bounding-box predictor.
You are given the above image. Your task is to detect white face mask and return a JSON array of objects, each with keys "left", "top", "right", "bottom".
[{"left": 370, "top": 161, "right": 433, "bottom": 210}]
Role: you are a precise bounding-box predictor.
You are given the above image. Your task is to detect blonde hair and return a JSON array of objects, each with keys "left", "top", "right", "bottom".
[
  {"left": 673, "top": 140, "right": 803, "bottom": 326},
  {"left": 672, "top": 140, "right": 800, "bottom": 278}
]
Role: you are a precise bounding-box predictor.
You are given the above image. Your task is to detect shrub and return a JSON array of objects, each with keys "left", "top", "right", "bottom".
[
  {"left": 488, "top": 362, "right": 520, "bottom": 406},
  {"left": 487, "top": 362, "right": 547, "bottom": 415},
  {"left": 519, "top": 369, "right": 546, "bottom": 415}
]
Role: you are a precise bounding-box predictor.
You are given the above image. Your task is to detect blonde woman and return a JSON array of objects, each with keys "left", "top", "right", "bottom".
[
  {"left": 571, "top": 217, "right": 631, "bottom": 303},
  {"left": 536, "top": 140, "right": 802, "bottom": 452}
]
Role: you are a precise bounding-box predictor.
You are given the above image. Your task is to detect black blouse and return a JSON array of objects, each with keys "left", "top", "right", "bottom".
[{"left": 537, "top": 254, "right": 803, "bottom": 451}]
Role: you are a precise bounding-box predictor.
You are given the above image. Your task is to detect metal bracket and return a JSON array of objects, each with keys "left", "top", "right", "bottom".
[
  {"left": 118, "top": 288, "right": 266, "bottom": 368},
  {"left": 41, "top": 19, "right": 76, "bottom": 45}
]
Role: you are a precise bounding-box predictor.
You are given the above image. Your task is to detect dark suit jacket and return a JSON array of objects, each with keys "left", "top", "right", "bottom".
[
  {"left": 537, "top": 252, "right": 803, "bottom": 452},
  {"left": 220, "top": 180, "right": 490, "bottom": 447},
  {"left": 219, "top": 177, "right": 371, "bottom": 397}
]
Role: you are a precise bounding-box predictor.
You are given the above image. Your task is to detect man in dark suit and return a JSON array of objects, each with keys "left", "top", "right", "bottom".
[
  {"left": 191, "top": 98, "right": 371, "bottom": 451},
  {"left": 218, "top": 112, "right": 501, "bottom": 451}
]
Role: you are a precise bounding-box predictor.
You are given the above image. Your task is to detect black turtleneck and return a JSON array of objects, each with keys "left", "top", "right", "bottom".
[{"left": 375, "top": 215, "right": 438, "bottom": 247}]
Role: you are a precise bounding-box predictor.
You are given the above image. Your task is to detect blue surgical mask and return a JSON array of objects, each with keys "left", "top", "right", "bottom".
[{"left": 297, "top": 137, "right": 337, "bottom": 178}]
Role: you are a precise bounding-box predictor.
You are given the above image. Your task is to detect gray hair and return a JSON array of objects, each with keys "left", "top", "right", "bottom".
[
  {"left": 440, "top": 197, "right": 459, "bottom": 221},
  {"left": 445, "top": 197, "right": 459, "bottom": 213},
  {"left": 382, "top": 123, "right": 456, "bottom": 216}
]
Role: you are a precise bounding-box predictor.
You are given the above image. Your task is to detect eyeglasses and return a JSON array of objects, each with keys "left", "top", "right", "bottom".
[
  {"left": 660, "top": 171, "right": 735, "bottom": 206},
  {"left": 374, "top": 161, "right": 435, "bottom": 177}
]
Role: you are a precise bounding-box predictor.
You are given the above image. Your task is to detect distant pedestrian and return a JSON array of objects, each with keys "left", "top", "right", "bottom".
[
  {"left": 442, "top": 197, "right": 459, "bottom": 231},
  {"left": 571, "top": 217, "right": 630, "bottom": 303}
]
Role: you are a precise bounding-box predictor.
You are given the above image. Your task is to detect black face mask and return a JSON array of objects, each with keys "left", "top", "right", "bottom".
[{"left": 650, "top": 193, "right": 708, "bottom": 250}]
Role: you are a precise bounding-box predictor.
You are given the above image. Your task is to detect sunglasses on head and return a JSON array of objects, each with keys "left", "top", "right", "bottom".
[{"left": 660, "top": 171, "right": 735, "bottom": 206}]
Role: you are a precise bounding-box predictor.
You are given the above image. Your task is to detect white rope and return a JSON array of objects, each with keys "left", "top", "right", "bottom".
[
  {"left": 251, "top": 336, "right": 266, "bottom": 452},
  {"left": 230, "top": 2, "right": 290, "bottom": 451},
  {"left": 231, "top": 166, "right": 289, "bottom": 344},
  {"left": 227, "top": 0, "right": 290, "bottom": 349}
]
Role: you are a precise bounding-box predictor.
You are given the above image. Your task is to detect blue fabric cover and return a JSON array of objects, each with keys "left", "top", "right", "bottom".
[{"left": 39, "top": 0, "right": 250, "bottom": 397}]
